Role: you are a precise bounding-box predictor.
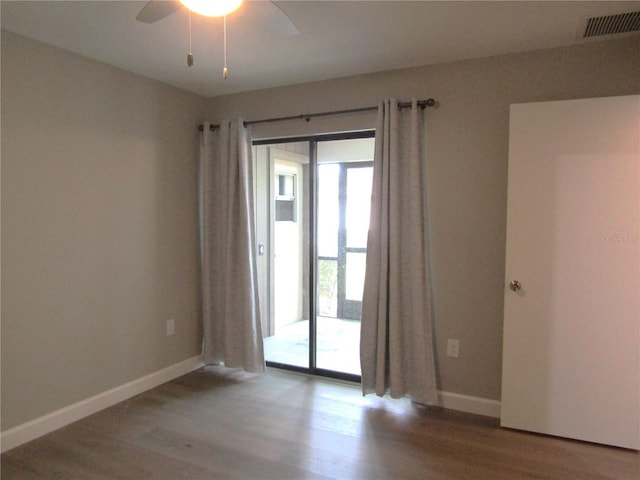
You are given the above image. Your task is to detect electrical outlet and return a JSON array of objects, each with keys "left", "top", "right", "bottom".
[
  {"left": 447, "top": 339, "right": 460, "bottom": 358},
  {"left": 166, "top": 318, "right": 175, "bottom": 336}
]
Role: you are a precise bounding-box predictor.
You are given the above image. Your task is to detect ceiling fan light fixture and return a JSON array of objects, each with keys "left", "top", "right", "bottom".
[{"left": 179, "top": 0, "right": 243, "bottom": 18}]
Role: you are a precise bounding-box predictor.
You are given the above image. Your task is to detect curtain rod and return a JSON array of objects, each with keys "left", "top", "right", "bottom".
[{"left": 198, "top": 98, "right": 435, "bottom": 131}]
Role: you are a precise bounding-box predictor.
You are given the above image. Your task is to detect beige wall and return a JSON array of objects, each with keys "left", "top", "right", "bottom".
[
  {"left": 1, "top": 31, "right": 206, "bottom": 430},
  {"left": 208, "top": 36, "right": 639, "bottom": 401}
]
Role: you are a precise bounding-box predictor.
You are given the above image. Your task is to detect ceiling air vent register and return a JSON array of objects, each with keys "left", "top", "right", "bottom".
[{"left": 582, "top": 11, "right": 640, "bottom": 38}]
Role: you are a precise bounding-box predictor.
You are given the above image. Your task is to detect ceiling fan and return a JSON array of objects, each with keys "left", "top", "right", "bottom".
[
  {"left": 136, "top": 0, "right": 299, "bottom": 78},
  {"left": 136, "top": 0, "right": 300, "bottom": 37}
]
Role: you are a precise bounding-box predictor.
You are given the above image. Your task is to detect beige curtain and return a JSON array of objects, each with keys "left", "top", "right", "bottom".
[
  {"left": 199, "top": 120, "right": 265, "bottom": 372},
  {"left": 360, "top": 99, "right": 437, "bottom": 405}
]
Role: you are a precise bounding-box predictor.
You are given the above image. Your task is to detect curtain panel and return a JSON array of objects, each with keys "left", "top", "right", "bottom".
[
  {"left": 360, "top": 99, "right": 438, "bottom": 405},
  {"left": 199, "top": 120, "right": 265, "bottom": 372}
]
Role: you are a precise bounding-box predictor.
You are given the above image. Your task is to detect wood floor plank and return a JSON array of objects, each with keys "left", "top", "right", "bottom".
[{"left": 2, "top": 366, "right": 638, "bottom": 479}]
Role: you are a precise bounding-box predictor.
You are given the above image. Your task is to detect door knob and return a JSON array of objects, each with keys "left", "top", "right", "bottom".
[{"left": 509, "top": 280, "right": 522, "bottom": 292}]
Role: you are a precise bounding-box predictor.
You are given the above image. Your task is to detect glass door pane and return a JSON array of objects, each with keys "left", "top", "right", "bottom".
[
  {"left": 258, "top": 142, "right": 310, "bottom": 368},
  {"left": 316, "top": 138, "right": 374, "bottom": 375}
]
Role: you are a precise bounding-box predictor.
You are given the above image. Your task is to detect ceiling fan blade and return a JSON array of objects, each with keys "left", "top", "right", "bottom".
[
  {"left": 136, "top": 0, "right": 181, "bottom": 24},
  {"left": 253, "top": 1, "right": 300, "bottom": 37}
]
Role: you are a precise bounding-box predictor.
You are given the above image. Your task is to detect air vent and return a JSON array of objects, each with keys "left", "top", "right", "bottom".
[{"left": 582, "top": 11, "right": 640, "bottom": 38}]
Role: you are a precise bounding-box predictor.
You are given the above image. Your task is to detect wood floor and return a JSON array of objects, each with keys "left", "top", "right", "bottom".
[{"left": 2, "top": 366, "right": 638, "bottom": 479}]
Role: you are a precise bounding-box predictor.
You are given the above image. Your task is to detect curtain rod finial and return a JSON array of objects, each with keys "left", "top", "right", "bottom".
[{"left": 417, "top": 98, "right": 436, "bottom": 110}]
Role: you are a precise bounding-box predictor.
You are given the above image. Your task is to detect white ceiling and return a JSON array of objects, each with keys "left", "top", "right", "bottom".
[{"left": 2, "top": 1, "right": 638, "bottom": 98}]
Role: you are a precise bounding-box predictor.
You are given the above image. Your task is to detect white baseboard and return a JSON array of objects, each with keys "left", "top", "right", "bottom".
[
  {"left": 438, "top": 390, "right": 501, "bottom": 418},
  {"left": 1, "top": 355, "right": 204, "bottom": 453}
]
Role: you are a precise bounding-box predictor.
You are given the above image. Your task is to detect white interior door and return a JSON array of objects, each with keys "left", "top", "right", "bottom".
[{"left": 501, "top": 95, "right": 640, "bottom": 450}]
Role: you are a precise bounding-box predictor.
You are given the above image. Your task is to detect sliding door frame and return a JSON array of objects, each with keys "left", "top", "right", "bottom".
[{"left": 254, "top": 129, "right": 375, "bottom": 383}]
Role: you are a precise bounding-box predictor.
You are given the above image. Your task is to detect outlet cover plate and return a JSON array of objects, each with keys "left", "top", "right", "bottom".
[
  {"left": 447, "top": 339, "right": 460, "bottom": 358},
  {"left": 166, "top": 318, "right": 175, "bottom": 336}
]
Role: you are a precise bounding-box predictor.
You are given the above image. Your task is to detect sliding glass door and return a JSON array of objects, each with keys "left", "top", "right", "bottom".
[{"left": 255, "top": 132, "right": 375, "bottom": 380}]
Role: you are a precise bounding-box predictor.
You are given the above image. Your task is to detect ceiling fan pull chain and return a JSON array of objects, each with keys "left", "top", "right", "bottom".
[
  {"left": 223, "top": 14, "right": 229, "bottom": 79},
  {"left": 187, "top": 10, "right": 194, "bottom": 67}
]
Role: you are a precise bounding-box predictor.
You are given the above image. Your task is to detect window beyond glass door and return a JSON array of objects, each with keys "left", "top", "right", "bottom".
[{"left": 317, "top": 163, "right": 373, "bottom": 321}]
